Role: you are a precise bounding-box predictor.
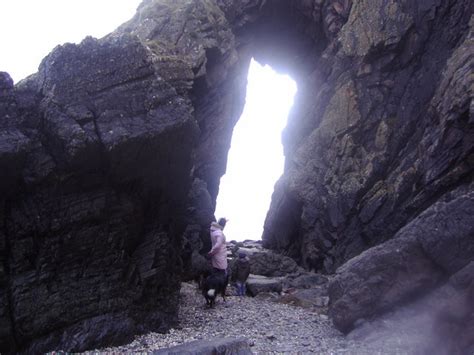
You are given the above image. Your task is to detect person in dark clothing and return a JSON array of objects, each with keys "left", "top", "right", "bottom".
[{"left": 232, "top": 252, "right": 250, "bottom": 296}]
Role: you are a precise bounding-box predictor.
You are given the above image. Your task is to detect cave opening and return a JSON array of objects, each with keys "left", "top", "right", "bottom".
[{"left": 214, "top": 58, "right": 297, "bottom": 242}]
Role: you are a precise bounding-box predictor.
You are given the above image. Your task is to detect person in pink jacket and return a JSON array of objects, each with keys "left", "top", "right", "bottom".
[{"left": 208, "top": 218, "right": 228, "bottom": 275}]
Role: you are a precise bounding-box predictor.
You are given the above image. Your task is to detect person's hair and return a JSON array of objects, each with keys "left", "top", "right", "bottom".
[{"left": 217, "top": 217, "right": 227, "bottom": 228}]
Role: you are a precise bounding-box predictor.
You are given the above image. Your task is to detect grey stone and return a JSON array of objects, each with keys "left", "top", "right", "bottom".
[
  {"left": 246, "top": 275, "right": 283, "bottom": 296},
  {"left": 277, "top": 287, "right": 329, "bottom": 309},
  {"left": 154, "top": 337, "right": 252, "bottom": 355},
  {"left": 248, "top": 251, "right": 304, "bottom": 277},
  {"left": 284, "top": 272, "right": 328, "bottom": 289}
]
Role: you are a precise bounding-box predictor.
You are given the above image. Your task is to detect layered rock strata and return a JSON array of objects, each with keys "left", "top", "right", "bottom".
[
  {"left": 0, "top": 34, "right": 198, "bottom": 352},
  {"left": 263, "top": 0, "right": 473, "bottom": 274}
]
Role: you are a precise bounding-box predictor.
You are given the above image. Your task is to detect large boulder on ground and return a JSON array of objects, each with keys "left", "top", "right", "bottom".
[
  {"left": 427, "top": 262, "right": 474, "bottom": 354},
  {"left": 154, "top": 337, "right": 252, "bottom": 355},
  {"left": 343, "top": 261, "right": 474, "bottom": 354},
  {"left": 248, "top": 251, "right": 304, "bottom": 277},
  {"left": 283, "top": 272, "right": 328, "bottom": 289},
  {"left": 246, "top": 274, "right": 283, "bottom": 296},
  {"left": 277, "top": 287, "right": 329, "bottom": 309},
  {"left": 329, "top": 184, "right": 474, "bottom": 333}
]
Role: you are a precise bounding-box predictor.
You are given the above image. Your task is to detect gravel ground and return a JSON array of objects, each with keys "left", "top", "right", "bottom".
[{"left": 100, "top": 282, "right": 373, "bottom": 354}]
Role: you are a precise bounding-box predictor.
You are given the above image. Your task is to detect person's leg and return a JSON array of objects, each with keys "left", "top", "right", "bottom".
[
  {"left": 213, "top": 267, "right": 224, "bottom": 276},
  {"left": 235, "top": 282, "right": 241, "bottom": 296},
  {"left": 242, "top": 282, "right": 246, "bottom": 296}
]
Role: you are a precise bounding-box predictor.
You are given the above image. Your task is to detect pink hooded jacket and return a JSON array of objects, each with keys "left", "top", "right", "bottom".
[{"left": 208, "top": 222, "right": 227, "bottom": 270}]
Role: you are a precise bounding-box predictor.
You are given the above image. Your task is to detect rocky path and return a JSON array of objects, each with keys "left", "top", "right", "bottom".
[{"left": 100, "top": 282, "right": 373, "bottom": 354}]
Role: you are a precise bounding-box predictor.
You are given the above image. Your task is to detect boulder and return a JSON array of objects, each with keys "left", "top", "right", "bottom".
[
  {"left": 235, "top": 247, "right": 261, "bottom": 257},
  {"left": 248, "top": 251, "right": 304, "bottom": 277},
  {"left": 154, "top": 337, "right": 252, "bottom": 355},
  {"left": 246, "top": 275, "right": 283, "bottom": 296},
  {"left": 278, "top": 288, "right": 329, "bottom": 309},
  {"left": 427, "top": 262, "right": 474, "bottom": 354},
  {"left": 343, "top": 262, "right": 474, "bottom": 354},
  {"left": 329, "top": 185, "right": 474, "bottom": 333},
  {"left": 284, "top": 272, "right": 328, "bottom": 289}
]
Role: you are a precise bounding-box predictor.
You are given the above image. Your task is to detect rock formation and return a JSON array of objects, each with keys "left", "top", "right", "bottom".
[
  {"left": 0, "top": 0, "right": 472, "bottom": 352},
  {"left": 0, "top": 33, "right": 198, "bottom": 352},
  {"left": 329, "top": 184, "right": 474, "bottom": 332}
]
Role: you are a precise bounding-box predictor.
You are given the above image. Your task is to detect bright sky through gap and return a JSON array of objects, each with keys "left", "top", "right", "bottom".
[
  {"left": 0, "top": 0, "right": 142, "bottom": 82},
  {"left": 215, "top": 59, "right": 297, "bottom": 242}
]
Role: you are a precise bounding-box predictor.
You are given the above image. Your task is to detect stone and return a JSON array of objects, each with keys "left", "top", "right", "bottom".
[
  {"left": 248, "top": 251, "right": 304, "bottom": 277},
  {"left": 153, "top": 337, "right": 252, "bottom": 355},
  {"left": 246, "top": 275, "right": 283, "bottom": 296},
  {"left": 278, "top": 287, "right": 329, "bottom": 309},
  {"left": 344, "top": 261, "right": 474, "bottom": 354},
  {"left": 339, "top": 0, "right": 413, "bottom": 57},
  {"left": 429, "top": 264, "right": 474, "bottom": 354},
  {"left": 234, "top": 247, "right": 260, "bottom": 257},
  {"left": 328, "top": 184, "right": 474, "bottom": 333},
  {"left": 284, "top": 272, "right": 328, "bottom": 289}
]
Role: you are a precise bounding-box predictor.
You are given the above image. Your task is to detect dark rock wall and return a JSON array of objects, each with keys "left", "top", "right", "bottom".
[
  {"left": 262, "top": 0, "right": 474, "bottom": 273},
  {"left": 0, "top": 33, "right": 197, "bottom": 352},
  {"left": 117, "top": 0, "right": 253, "bottom": 258},
  {"left": 0, "top": 0, "right": 472, "bottom": 352},
  {"left": 257, "top": 0, "right": 473, "bottom": 337}
]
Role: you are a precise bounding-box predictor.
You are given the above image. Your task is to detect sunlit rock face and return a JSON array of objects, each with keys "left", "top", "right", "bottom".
[{"left": 0, "top": 0, "right": 472, "bottom": 352}]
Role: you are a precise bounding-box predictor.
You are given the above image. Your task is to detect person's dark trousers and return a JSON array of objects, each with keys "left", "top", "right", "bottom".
[{"left": 212, "top": 267, "right": 227, "bottom": 276}]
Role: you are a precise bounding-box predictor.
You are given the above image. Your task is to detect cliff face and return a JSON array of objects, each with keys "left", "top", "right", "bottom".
[
  {"left": 263, "top": 0, "right": 473, "bottom": 273},
  {"left": 0, "top": 34, "right": 197, "bottom": 352},
  {"left": 0, "top": 0, "right": 473, "bottom": 352}
]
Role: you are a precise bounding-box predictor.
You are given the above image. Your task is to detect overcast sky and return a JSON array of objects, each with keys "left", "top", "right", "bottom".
[
  {"left": 215, "top": 60, "right": 296, "bottom": 241},
  {"left": 0, "top": 1, "right": 297, "bottom": 242},
  {"left": 0, "top": 0, "right": 142, "bottom": 82}
]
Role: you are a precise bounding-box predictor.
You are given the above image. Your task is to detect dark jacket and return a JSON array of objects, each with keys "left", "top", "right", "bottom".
[{"left": 233, "top": 257, "right": 250, "bottom": 283}]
